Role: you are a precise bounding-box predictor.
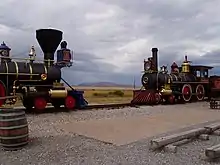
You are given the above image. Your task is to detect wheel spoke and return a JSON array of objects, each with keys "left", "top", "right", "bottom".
[
  {"left": 182, "top": 84, "right": 192, "bottom": 102},
  {"left": 196, "top": 84, "right": 205, "bottom": 101},
  {"left": 34, "top": 97, "right": 47, "bottom": 111}
]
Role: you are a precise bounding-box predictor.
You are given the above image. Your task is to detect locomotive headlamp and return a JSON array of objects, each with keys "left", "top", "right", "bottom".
[
  {"left": 142, "top": 74, "right": 148, "bottom": 85},
  {"left": 144, "top": 61, "right": 151, "bottom": 71},
  {"left": 41, "top": 74, "right": 47, "bottom": 80},
  {"left": 143, "top": 76, "right": 148, "bottom": 84}
]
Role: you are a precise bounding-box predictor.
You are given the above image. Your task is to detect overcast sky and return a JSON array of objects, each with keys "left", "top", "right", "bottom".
[{"left": 1, "top": 0, "right": 220, "bottom": 85}]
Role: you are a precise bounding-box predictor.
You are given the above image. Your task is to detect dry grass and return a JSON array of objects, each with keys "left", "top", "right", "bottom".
[{"left": 74, "top": 86, "right": 134, "bottom": 104}]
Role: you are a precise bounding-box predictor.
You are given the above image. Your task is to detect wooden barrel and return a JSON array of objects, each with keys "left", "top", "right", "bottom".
[{"left": 0, "top": 108, "right": 29, "bottom": 151}]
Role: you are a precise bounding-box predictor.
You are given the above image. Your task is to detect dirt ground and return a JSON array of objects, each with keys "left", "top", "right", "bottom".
[
  {"left": 2, "top": 101, "right": 220, "bottom": 165},
  {"left": 58, "top": 101, "right": 220, "bottom": 146}
]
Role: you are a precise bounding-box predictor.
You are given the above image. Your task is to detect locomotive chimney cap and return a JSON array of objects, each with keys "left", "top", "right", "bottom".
[
  {"left": 151, "top": 48, "right": 158, "bottom": 52},
  {"left": 36, "top": 28, "right": 63, "bottom": 55}
]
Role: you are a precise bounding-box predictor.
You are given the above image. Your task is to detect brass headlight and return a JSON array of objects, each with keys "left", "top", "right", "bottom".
[
  {"left": 141, "top": 74, "right": 149, "bottom": 85},
  {"left": 41, "top": 74, "right": 47, "bottom": 80},
  {"left": 144, "top": 61, "right": 151, "bottom": 71}
]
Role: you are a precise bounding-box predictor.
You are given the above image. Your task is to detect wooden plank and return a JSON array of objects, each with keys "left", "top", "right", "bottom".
[
  {"left": 204, "top": 123, "right": 220, "bottom": 133},
  {"left": 198, "top": 134, "right": 209, "bottom": 140},
  {"left": 205, "top": 144, "right": 220, "bottom": 159},
  {"left": 171, "top": 139, "right": 193, "bottom": 146},
  {"left": 213, "top": 130, "right": 220, "bottom": 136},
  {"left": 150, "top": 127, "right": 207, "bottom": 150}
]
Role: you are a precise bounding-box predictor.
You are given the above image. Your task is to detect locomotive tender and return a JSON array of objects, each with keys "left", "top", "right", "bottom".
[
  {"left": 132, "top": 48, "right": 213, "bottom": 104},
  {"left": 0, "top": 28, "right": 87, "bottom": 111}
]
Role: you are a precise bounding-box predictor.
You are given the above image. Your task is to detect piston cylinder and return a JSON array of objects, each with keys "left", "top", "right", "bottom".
[{"left": 48, "top": 89, "right": 68, "bottom": 98}]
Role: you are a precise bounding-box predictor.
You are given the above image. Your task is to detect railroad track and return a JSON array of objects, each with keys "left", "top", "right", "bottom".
[
  {"left": 11, "top": 102, "right": 141, "bottom": 113},
  {"left": 79, "top": 103, "right": 140, "bottom": 110},
  {"left": 12, "top": 100, "right": 210, "bottom": 113}
]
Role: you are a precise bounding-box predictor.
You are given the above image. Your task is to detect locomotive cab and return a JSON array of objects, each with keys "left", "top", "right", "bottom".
[{"left": 187, "top": 65, "right": 213, "bottom": 81}]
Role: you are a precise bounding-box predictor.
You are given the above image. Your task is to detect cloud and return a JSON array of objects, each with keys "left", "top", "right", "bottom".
[{"left": 1, "top": 0, "right": 220, "bottom": 85}]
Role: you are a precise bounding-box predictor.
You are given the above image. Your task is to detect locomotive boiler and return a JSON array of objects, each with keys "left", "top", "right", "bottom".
[
  {"left": 136, "top": 48, "right": 213, "bottom": 104},
  {"left": 0, "top": 28, "right": 87, "bottom": 111}
]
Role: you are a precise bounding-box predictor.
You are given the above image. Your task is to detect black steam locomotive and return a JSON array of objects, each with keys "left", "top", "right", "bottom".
[
  {"left": 0, "top": 28, "right": 87, "bottom": 111},
  {"left": 140, "top": 48, "right": 213, "bottom": 103}
]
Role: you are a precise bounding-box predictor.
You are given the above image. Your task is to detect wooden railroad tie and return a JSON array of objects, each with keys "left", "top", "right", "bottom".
[
  {"left": 205, "top": 144, "right": 220, "bottom": 160},
  {"left": 150, "top": 122, "right": 220, "bottom": 153}
]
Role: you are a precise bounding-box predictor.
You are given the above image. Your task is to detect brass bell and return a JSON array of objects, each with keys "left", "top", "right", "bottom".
[{"left": 29, "top": 46, "right": 36, "bottom": 57}]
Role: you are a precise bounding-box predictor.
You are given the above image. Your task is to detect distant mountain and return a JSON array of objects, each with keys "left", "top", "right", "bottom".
[{"left": 78, "top": 82, "right": 133, "bottom": 87}]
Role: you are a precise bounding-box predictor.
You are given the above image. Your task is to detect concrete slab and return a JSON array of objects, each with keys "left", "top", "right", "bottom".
[{"left": 58, "top": 108, "right": 220, "bottom": 146}]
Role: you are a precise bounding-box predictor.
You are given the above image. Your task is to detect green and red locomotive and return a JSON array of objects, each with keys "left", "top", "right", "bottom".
[{"left": 132, "top": 48, "right": 214, "bottom": 105}]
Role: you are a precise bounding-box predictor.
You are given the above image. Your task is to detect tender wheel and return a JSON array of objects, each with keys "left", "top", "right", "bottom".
[
  {"left": 196, "top": 84, "right": 205, "bottom": 101},
  {"left": 0, "top": 80, "right": 6, "bottom": 107},
  {"left": 182, "top": 84, "right": 192, "bottom": 102},
  {"left": 65, "top": 96, "right": 76, "bottom": 110},
  {"left": 34, "top": 97, "right": 47, "bottom": 111}
]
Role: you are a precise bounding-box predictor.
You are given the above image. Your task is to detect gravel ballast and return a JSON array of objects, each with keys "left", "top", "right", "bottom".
[{"left": 1, "top": 102, "right": 220, "bottom": 165}]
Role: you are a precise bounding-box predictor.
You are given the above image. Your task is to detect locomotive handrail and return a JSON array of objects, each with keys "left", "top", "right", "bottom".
[
  {"left": 0, "top": 55, "right": 73, "bottom": 63},
  {"left": 61, "top": 77, "right": 75, "bottom": 91},
  {"left": 0, "top": 55, "right": 44, "bottom": 62}
]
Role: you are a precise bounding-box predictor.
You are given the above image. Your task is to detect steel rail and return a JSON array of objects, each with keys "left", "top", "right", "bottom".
[{"left": 78, "top": 103, "right": 139, "bottom": 110}]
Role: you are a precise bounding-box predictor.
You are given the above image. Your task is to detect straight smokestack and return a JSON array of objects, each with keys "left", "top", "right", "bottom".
[{"left": 151, "top": 48, "right": 158, "bottom": 72}]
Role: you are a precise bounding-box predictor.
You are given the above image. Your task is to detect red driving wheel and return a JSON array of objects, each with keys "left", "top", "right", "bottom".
[
  {"left": 182, "top": 84, "right": 192, "bottom": 102},
  {"left": 196, "top": 84, "right": 205, "bottom": 101},
  {"left": 65, "top": 96, "right": 76, "bottom": 110},
  {"left": 0, "top": 81, "right": 6, "bottom": 107},
  {"left": 34, "top": 97, "right": 47, "bottom": 111}
]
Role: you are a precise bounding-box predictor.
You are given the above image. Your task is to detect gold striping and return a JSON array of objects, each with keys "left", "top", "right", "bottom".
[
  {"left": 173, "top": 74, "right": 178, "bottom": 81},
  {"left": 44, "top": 65, "right": 47, "bottom": 74},
  {"left": 4, "top": 61, "right": 8, "bottom": 74},
  {"left": 0, "top": 73, "right": 38, "bottom": 75},
  {"left": 169, "top": 74, "right": 173, "bottom": 82},
  {"left": 13, "top": 61, "right": 18, "bottom": 79},
  {"left": 29, "top": 64, "right": 33, "bottom": 80}
]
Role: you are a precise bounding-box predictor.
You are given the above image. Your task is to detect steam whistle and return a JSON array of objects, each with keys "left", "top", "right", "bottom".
[
  {"left": 29, "top": 46, "right": 36, "bottom": 63},
  {"left": 184, "top": 55, "right": 191, "bottom": 63}
]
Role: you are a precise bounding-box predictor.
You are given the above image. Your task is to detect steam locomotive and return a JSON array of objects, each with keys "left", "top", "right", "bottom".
[
  {"left": 137, "top": 48, "right": 213, "bottom": 104},
  {"left": 0, "top": 28, "right": 87, "bottom": 111}
]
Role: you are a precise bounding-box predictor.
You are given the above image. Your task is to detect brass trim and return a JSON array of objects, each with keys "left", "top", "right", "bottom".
[
  {"left": 173, "top": 74, "right": 178, "bottom": 81},
  {"left": 169, "top": 74, "right": 173, "bottom": 82},
  {"left": 44, "top": 65, "right": 47, "bottom": 74},
  {"left": 4, "top": 61, "right": 8, "bottom": 74},
  {"left": 13, "top": 61, "right": 18, "bottom": 79},
  {"left": 29, "top": 64, "right": 33, "bottom": 80},
  {"left": 49, "top": 89, "right": 68, "bottom": 98},
  {"left": 4, "top": 61, "right": 8, "bottom": 93},
  {"left": 0, "top": 73, "right": 39, "bottom": 75},
  {"left": 0, "top": 55, "right": 55, "bottom": 63},
  {"left": 160, "top": 88, "right": 172, "bottom": 95}
]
